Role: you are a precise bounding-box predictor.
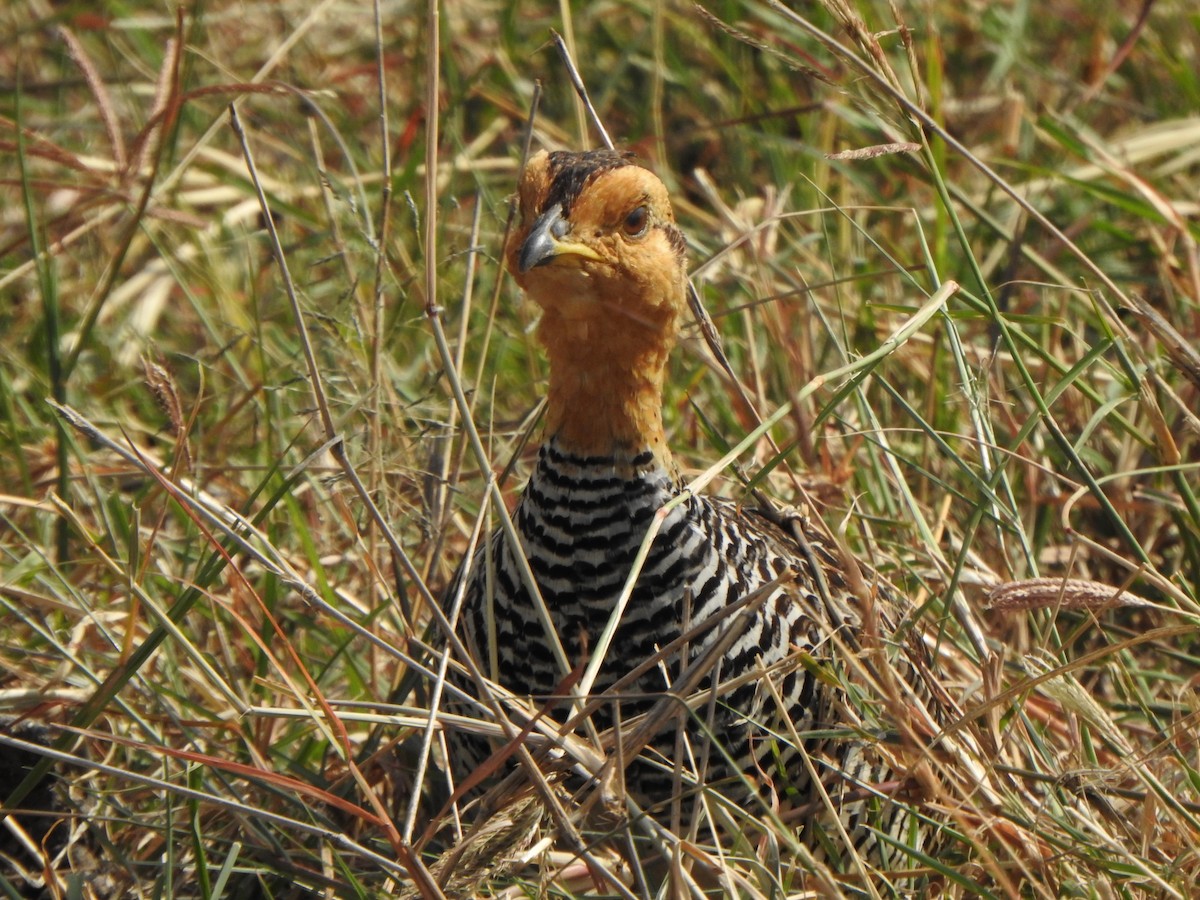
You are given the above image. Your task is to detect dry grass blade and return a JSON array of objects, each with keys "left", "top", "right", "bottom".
[
  {"left": 551, "top": 29, "right": 614, "bottom": 151},
  {"left": 2, "top": 1, "right": 1198, "bottom": 895},
  {"left": 1124, "top": 293, "right": 1200, "bottom": 393}
]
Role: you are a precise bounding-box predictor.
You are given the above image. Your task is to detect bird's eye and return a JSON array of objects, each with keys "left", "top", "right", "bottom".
[{"left": 622, "top": 205, "right": 649, "bottom": 237}]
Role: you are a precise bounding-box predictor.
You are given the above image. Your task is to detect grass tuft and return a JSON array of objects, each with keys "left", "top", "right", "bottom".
[{"left": 2, "top": 1, "right": 1198, "bottom": 896}]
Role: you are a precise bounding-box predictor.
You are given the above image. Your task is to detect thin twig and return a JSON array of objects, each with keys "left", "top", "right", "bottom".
[{"left": 550, "top": 29, "right": 613, "bottom": 150}]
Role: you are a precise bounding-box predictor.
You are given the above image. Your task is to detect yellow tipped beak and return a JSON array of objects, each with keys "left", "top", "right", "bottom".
[{"left": 518, "top": 204, "right": 603, "bottom": 273}]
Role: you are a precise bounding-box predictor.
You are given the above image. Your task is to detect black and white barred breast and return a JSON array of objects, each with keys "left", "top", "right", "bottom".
[{"left": 450, "top": 439, "right": 838, "bottom": 807}]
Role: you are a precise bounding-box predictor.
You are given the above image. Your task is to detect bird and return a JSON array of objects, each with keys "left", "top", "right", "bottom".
[{"left": 443, "top": 148, "right": 945, "bottom": 870}]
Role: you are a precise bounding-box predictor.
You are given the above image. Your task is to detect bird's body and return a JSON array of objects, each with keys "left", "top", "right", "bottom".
[
  {"left": 446, "top": 149, "right": 935, "bottom": 863},
  {"left": 461, "top": 439, "right": 823, "bottom": 800}
]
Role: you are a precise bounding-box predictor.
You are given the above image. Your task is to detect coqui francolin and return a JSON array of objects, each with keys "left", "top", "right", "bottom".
[{"left": 443, "top": 148, "right": 948, "bottom": 872}]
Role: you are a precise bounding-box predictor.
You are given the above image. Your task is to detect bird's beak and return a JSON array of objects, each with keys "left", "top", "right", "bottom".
[{"left": 517, "top": 204, "right": 603, "bottom": 273}]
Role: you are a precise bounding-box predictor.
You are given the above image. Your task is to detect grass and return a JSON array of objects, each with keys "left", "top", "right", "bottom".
[{"left": 2, "top": 0, "right": 1199, "bottom": 896}]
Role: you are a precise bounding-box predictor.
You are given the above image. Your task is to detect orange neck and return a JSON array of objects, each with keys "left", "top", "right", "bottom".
[{"left": 538, "top": 309, "right": 675, "bottom": 470}]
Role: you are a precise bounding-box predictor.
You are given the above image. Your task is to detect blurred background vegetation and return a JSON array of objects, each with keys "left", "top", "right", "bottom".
[{"left": 2, "top": 1, "right": 1199, "bottom": 896}]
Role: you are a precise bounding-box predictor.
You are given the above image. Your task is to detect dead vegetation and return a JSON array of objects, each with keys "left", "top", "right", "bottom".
[{"left": 2, "top": 0, "right": 1199, "bottom": 896}]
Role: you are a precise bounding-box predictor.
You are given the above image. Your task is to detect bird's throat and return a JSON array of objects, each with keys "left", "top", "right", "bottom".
[{"left": 540, "top": 315, "right": 674, "bottom": 470}]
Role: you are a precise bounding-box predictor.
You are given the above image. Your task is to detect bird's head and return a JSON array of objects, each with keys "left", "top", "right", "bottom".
[
  {"left": 504, "top": 148, "right": 688, "bottom": 462},
  {"left": 507, "top": 149, "right": 688, "bottom": 347}
]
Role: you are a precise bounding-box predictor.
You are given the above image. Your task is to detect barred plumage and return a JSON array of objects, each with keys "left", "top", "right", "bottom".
[
  {"left": 458, "top": 442, "right": 819, "bottom": 792},
  {"left": 444, "top": 148, "right": 941, "bottom": 868}
]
